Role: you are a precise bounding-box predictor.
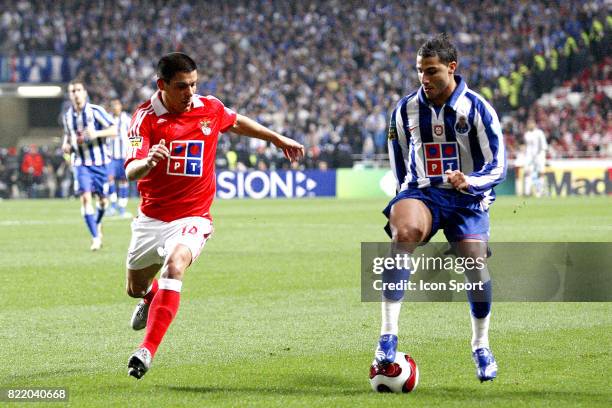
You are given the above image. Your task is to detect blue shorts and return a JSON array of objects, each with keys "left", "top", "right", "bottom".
[
  {"left": 75, "top": 165, "right": 109, "bottom": 197},
  {"left": 108, "top": 159, "right": 127, "bottom": 181},
  {"left": 383, "top": 187, "right": 489, "bottom": 242}
]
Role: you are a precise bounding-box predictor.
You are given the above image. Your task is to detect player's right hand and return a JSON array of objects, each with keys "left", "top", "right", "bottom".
[{"left": 146, "top": 139, "right": 170, "bottom": 168}]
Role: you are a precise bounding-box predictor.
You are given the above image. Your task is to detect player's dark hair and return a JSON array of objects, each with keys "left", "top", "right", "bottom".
[
  {"left": 157, "top": 52, "right": 197, "bottom": 82},
  {"left": 417, "top": 33, "right": 458, "bottom": 64},
  {"left": 68, "top": 78, "right": 85, "bottom": 87}
]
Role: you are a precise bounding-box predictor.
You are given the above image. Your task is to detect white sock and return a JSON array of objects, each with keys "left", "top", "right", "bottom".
[
  {"left": 158, "top": 278, "right": 182, "bottom": 293},
  {"left": 471, "top": 313, "right": 490, "bottom": 351},
  {"left": 380, "top": 300, "right": 402, "bottom": 336}
]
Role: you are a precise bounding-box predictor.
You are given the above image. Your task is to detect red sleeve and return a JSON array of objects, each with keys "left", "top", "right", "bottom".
[
  {"left": 219, "top": 106, "right": 237, "bottom": 133},
  {"left": 125, "top": 107, "right": 152, "bottom": 167},
  {"left": 205, "top": 95, "right": 237, "bottom": 133}
]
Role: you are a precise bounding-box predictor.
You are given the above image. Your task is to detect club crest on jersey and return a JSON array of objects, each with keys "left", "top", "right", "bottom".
[
  {"left": 424, "top": 142, "right": 459, "bottom": 176},
  {"left": 129, "top": 135, "right": 142, "bottom": 148},
  {"left": 200, "top": 120, "right": 212, "bottom": 136},
  {"left": 167, "top": 140, "right": 204, "bottom": 177},
  {"left": 455, "top": 115, "right": 470, "bottom": 135},
  {"left": 433, "top": 125, "right": 444, "bottom": 136}
]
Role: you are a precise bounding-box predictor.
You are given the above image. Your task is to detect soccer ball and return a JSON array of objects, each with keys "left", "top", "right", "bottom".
[{"left": 369, "top": 352, "right": 419, "bottom": 393}]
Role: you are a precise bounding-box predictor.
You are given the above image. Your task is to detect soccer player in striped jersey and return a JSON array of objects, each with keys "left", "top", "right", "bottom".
[
  {"left": 106, "top": 99, "right": 132, "bottom": 217},
  {"left": 375, "top": 34, "right": 505, "bottom": 382},
  {"left": 124, "top": 53, "right": 304, "bottom": 379},
  {"left": 62, "top": 80, "right": 116, "bottom": 251}
]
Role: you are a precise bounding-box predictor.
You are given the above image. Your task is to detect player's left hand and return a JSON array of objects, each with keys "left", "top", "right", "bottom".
[
  {"left": 445, "top": 170, "right": 470, "bottom": 191},
  {"left": 274, "top": 135, "right": 305, "bottom": 162}
]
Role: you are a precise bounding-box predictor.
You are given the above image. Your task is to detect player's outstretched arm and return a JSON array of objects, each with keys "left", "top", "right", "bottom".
[
  {"left": 125, "top": 139, "right": 170, "bottom": 181},
  {"left": 230, "top": 114, "right": 304, "bottom": 162},
  {"left": 82, "top": 125, "right": 118, "bottom": 140}
]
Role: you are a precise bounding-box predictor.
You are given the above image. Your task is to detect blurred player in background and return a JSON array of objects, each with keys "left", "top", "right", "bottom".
[
  {"left": 522, "top": 119, "right": 548, "bottom": 197},
  {"left": 124, "top": 52, "right": 304, "bottom": 379},
  {"left": 377, "top": 34, "right": 505, "bottom": 382},
  {"left": 106, "top": 99, "right": 132, "bottom": 217},
  {"left": 61, "top": 80, "right": 116, "bottom": 251}
]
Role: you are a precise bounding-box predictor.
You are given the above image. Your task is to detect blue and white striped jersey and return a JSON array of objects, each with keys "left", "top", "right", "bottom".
[
  {"left": 62, "top": 103, "right": 114, "bottom": 167},
  {"left": 107, "top": 111, "right": 131, "bottom": 160},
  {"left": 387, "top": 75, "right": 506, "bottom": 207}
]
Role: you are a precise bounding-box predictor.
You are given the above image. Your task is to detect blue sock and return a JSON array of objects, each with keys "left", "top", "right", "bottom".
[
  {"left": 118, "top": 184, "right": 129, "bottom": 214},
  {"left": 382, "top": 254, "right": 411, "bottom": 301},
  {"left": 119, "top": 184, "right": 129, "bottom": 200},
  {"left": 84, "top": 214, "right": 97, "bottom": 237},
  {"left": 95, "top": 206, "right": 106, "bottom": 225},
  {"left": 467, "top": 280, "right": 492, "bottom": 318}
]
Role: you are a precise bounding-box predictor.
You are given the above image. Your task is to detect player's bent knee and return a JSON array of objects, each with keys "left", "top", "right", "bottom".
[
  {"left": 126, "top": 283, "right": 148, "bottom": 298},
  {"left": 160, "top": 258, "right": 187, "bottom": 280},
  {"left": 160, "top": 244, "right": 192, "bottom": 280},
  {"left": 393, "top": 224, "right": 426, "bottom": 243},
  {"left": 456, "top": 241, "right": 487, "bottom": 263}
]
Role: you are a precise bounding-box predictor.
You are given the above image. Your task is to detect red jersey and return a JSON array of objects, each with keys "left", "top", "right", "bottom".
[{"left": 125, "top": 91, "right": 237, "bottom": 222}]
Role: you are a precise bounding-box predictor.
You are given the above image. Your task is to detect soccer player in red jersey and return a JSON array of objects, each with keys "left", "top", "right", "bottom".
[{"left": 125, "top": 53, "right": 304, "bottom": 379}]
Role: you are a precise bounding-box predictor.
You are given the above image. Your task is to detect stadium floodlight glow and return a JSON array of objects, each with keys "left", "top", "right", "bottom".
[{"left": 16, "top": 85, "right": 63, "bottom": 98}]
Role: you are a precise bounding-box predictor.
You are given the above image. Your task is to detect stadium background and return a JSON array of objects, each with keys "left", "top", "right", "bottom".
[
  {"left": 0, "top": 1, "right": 610, "bottom": 407},
  {"left": 0, "top": 0, "right": 609, "bottom": 199}
]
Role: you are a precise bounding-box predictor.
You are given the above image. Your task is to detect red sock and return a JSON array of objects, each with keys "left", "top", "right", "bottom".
[
  {"left": 143, "top": 279, "right": 159, "bottom": 304},
  {"left": 140, "top": 286, "right": 180, "bottom": 357}
]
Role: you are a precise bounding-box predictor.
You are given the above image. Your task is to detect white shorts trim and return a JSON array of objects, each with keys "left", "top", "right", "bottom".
[{"left": 126, "top": 212, "right": 213, "bottom": 270}]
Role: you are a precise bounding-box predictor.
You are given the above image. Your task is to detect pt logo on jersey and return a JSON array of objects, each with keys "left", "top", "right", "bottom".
[
  {"left": 168, "top": 140, "right": 204, "bottom": 177},
  {"left": 424, "top": 142, "right": 459, "bottom": 176}
]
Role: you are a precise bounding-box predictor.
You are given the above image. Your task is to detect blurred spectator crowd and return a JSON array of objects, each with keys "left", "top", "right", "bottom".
[
  {"left": 0, "top": 0, "right": 609, "bottom": 183},
  {"left": 0, "top": 145, "right": 72, "bottom": 199},
  {"left": 504, "top": 58, "right": 611, "bottom": 159}
]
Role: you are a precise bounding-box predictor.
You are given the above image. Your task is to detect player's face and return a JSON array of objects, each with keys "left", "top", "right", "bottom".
[
  {"left": 158, "top": 70, "right": 198, "bottom": 114},
  {"left": 416, "top": 55, "right": 457, "bottom": 105},
  {"left": 68, "top": 83, "right": 87, "bottom": 109},
  {"left": 110, "top": 100, "right": 122, "bottom": 116},
  {"left": 527, "top": 120, "right": 535, "bottom": 131}
]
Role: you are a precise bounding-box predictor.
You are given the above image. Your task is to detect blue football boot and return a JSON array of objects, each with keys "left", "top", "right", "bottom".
[
  {"left": 375, "top": 334, "right": 398, "bottom": 364},
  {"left": 472, "top": 347, "right": 498, "bottom": 382}
]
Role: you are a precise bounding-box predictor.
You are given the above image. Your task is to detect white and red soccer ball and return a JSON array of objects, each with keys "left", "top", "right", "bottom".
[{"left": 369, "top": 352, "right": 419, "bottom": 393}]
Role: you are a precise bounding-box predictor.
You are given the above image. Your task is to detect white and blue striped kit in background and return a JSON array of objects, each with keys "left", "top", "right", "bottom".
[
  {"left": 107, "top": 111, "right": 131, "bottom": 161},
  {"left": 62, "top": 102, "right": 114, "bottom": 167}
]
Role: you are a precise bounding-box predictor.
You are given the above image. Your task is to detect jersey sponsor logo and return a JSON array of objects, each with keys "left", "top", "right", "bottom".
[
  {"left": 433, "top": 124, "right": 444, "bottom": 136},
  {"left": 454, "top": 115, "right": 470, "bottom": 135},
  {"left": 424, "top": 142, "right": 459, "bottom": 176},
  {"left": 200, "top": 120, "right": 212, "bottom": 136},
  {"left": 129, "top": 135, "right": 143, "bottom": 148},
  {"left": 168, "top": 140, "right": 204, "bottom": 177}
]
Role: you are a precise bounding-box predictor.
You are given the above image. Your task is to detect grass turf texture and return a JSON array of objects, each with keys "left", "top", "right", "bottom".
[{"left": 0, "top": 196, "right": 610, "bottom": 407}]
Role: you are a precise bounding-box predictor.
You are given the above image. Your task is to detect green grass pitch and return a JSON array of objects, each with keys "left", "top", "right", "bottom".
[{"left": 0, "top": 196, "right": 610, "bottom": 407}]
